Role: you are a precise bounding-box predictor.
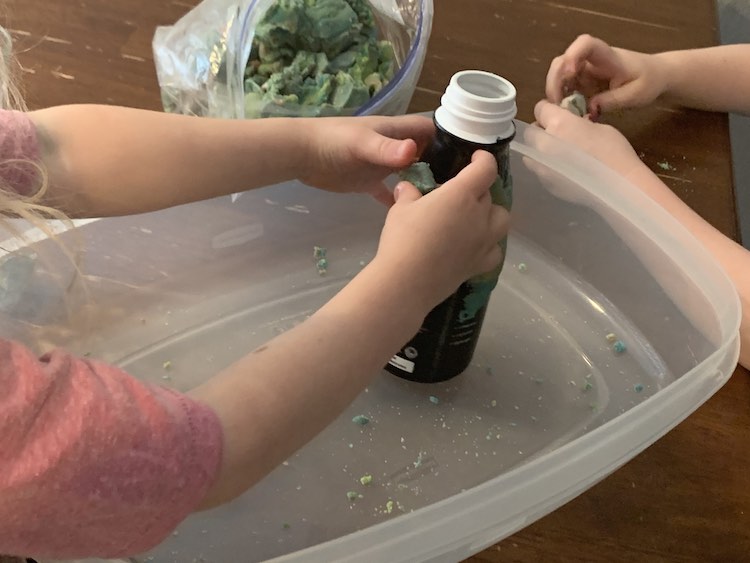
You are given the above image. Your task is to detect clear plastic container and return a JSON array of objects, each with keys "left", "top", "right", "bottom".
[{"left": 20, "top": 120, "right": 739, "bottom": 563}]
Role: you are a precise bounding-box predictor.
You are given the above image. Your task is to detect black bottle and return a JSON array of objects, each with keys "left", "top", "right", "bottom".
[{"left": 386, "top": 70, "right": 517, "bottom": 383}]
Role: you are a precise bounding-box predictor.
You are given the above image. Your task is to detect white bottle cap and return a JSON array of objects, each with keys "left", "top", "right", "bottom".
[{"left": 434, "top": 70, "right": 517, "bottom": 145}]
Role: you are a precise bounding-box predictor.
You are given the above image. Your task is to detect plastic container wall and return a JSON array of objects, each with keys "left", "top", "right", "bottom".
[{"left": 22, "top": 120, "right": 739, "bottom": 563}]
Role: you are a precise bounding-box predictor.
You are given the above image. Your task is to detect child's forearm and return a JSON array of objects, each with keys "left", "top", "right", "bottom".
[
  {"left": 625, "top": 162, "right": 750, "bottom": 368},
  {"left": 29, "top": 105, "right": 309, "bottom": 217},
  {"left": 657, "top": 44, "right": 750, "bottom": 114},
  {"left": 189, "top": 258, "right": 431, "bottom": 507}
]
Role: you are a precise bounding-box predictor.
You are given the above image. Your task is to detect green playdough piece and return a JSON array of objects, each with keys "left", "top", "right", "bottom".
[
  {"left": 399, "top": 157, "right": 514, "bottom": 322},
  {"left": 398, "top": 162, "right": 438, "bottom": 194},
  {"left": 352, "top": 414, "right": 370, "bottom": 426},
  {"left": 244, "top": 0, "right": 397, "bottom": 117}
]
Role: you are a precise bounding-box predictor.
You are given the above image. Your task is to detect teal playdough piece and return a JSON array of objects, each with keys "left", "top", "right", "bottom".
[{"left": 398, "top": 162, "right": 438, "bottom": 194}]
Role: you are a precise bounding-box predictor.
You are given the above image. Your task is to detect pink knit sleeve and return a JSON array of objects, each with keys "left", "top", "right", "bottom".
[
  {"left": 0, "top": 109, "right": 41, "bottom": 195},
  {"left": 0, "top": 339, "right": 224, "bottom": 559}
]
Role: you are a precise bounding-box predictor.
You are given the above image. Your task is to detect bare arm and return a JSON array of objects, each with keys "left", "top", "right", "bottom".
[
  {"left": 657, "top": 44, "right": 750, "bottom": 114},
  {"left": 535, "top": 100, "right": 750, "bottom": 368},
  {"left": 189, "top": 152, "right": 509, "bottom": 507},
  {"left": 27, "top": 105, "right": 434, "bottom": 217},
  {"left": 191, "top": 259, "right": 429, "bottom": 507},
  {"left": 623, "top": 162, "right": 750, "bottom": 367}
]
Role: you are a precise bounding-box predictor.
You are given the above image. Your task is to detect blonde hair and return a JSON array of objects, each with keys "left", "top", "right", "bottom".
[
  {"left": 0, "top": 26, "right": 86, "bottom": 345},
  {"left": 0, "top": 27, "right": 71, "bottom": 240}
]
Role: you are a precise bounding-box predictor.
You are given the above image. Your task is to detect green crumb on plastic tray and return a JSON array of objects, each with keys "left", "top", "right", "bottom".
[
  {"left": 162, "top": 360, "right": 172, "bottom": 371},
  {"left": 316, "top": 257, "right": 328, "bottom": 275},
  {"left": 613, "top": 340, "right": 627, "bottom": 354},
  {"left": 359, "top": 474, "right": 373, "bottom": 486},
  {"left": 634, "top": 383, "right": 644, "bottom": 393},
  {"left": 282, "top": 523, "right": 291, "bottom": 529},
  {"left": 583, "top": 381, "right": 594, "bottom": 392},
  {"left": 385, "top": 500, "right": 395, "bottom": 514},
  {"left": 517, "top": 262, "right": 528, "bottom": 273},
  {"left": 413, "top": 451, "right": 425, "bottom": 468},
  {"left": 428, "top": 395, "right": 440, "bottom": 405},
  {"left": 352, "top": 414, "right": 370, "bottom": 426},
  {"left": 313, "top": 246, "right": 327, "bottom": 260},
  {"left": 346, "top": 491, "right": 361, "bottom": 501}
]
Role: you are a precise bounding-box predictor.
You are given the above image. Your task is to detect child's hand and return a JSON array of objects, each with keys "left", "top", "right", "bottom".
[
  {"left": 546, "top": 34, "right": 667, "bottom": 117},
  {"left": 534, "top": 100, "right": 642, "bottom": 179},
  {"left": 373, "top": 151, "right": 510, "bottom": 308},
  {"left": 299, "top": 115, "right": 434, "bottom": 205}
]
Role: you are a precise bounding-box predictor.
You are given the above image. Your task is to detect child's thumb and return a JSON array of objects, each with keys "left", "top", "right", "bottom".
[
  {"left": 393, "top": 181, "right": 422, "bottom": 204},
  {"left": 357, "top": 132, "right": 417, "bottom": 168}
]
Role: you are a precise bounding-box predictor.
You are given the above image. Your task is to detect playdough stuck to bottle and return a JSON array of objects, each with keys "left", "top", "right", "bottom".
[{"left": 386, "top": 70, "right": 516, "bottom": 383}]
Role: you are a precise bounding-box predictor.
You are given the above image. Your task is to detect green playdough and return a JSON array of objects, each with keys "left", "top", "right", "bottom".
[
  {"left": 244, "top": 0, "right": 397, "bottom": 117},
  {"left": 400, "top": 160, "right": 513, "bottom": 320},
  {"left": 398, "top": 162, "right": 439, "bottom": 195}
]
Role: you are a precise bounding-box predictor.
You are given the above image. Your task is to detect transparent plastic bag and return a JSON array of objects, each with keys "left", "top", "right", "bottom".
[{"left": 153, "top": 0, "right": 433, "bottom": 119}]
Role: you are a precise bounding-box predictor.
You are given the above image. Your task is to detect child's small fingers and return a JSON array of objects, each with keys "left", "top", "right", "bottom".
[
  {"left": 489, "top": 206, "right": 510, "bottom": 240},
  {"left": 392, "top": 181, "right": 422, "bottom": 204},
  {"left": 534, "top": 99, "right": 570, "bottom": 131},
  {"left": 479, "top": 245, "right": 504, "bottom": 275},
  {"left": 443, "top": 151, "right": 497, "bottom": 200},
  {"left": 545, "top": 56, "right": 568, "bottom": 103}
]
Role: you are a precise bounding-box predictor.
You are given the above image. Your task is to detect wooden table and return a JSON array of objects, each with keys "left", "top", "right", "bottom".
[{"left": 6, "top": 0, "right": 749, "bottom": 561}]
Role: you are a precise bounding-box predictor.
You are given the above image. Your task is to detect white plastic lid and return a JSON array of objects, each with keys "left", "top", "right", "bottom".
[{"left": 434, "top": 70, "right": 517, "bottom": 145}]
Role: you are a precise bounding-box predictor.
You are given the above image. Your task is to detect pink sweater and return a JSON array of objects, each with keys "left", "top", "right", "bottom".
[{"left": 0, "top": 110, "right": 223, "bottom": 559}]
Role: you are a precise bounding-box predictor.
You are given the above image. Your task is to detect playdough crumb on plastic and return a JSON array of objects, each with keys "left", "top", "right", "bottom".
[{"left": 352, "top": 414, "right": 370, "bottom": 426}]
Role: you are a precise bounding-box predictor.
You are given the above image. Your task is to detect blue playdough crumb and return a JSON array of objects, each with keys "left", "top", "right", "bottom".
[
  {"left": 613, "top": 340, "right": 627, "bottom": 354},
  {"left": 352, "top": 414, "right": 370, "bottom": 426},
  {"left": 634, "top": 383, "right": 644, "bottom": 393},
  {"left": 429, "top": 395, "right": 439, "bottom": 405}
]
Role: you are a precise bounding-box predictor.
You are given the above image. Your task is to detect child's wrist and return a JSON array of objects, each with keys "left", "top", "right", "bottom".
[
  {"left": 652, "top": 52, "right": 679, "bottom": 101},
  {"left": 367, "top": 254, "right": 442, "bottom": 313}
]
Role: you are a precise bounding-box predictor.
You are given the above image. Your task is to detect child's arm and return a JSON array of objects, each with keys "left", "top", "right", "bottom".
[
  {"left": 546, "top": 34, "right": 750, "bottom": 116},
  {"left": 191, "top": 152, "right": 509, "bottom": 506},
  {"left": 0, "top": 151, "right": 509, "bottom": 558},
  {"left": 27, "top": 105, "right": 434, "bottom": 217},
  {"left": 655, "top": 44, "right": 750, "bottom": 113},
  {"left": 534, "top": 101, "right": 750, "bottom": 369}
]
